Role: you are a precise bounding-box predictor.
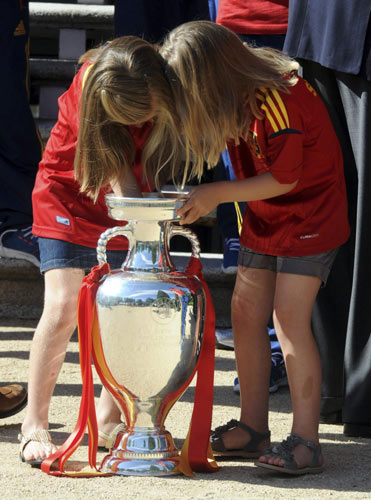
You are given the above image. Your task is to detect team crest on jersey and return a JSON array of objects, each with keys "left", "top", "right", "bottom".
[{"left": 247, "top": 130, "right": 263, "bottom": 159}]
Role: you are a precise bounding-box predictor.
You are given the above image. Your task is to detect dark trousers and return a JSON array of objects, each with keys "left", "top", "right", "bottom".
[
  {"left": 0, "top": 0, "right": 41, "bottom": 230},
  {"left": 300, "top": 60, "right": 371, "bottom": 426},
  {"left": 114, "top": 0, "right": 210, "bottom": 42}
]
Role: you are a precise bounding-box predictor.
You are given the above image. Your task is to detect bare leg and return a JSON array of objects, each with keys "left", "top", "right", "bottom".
[
  {"left": 96, "top": 387, "right": 122, "bottom": 447},
  {"left": 21, "top": 268, "right": 122, "bottom": 461},
  {"left": 220, "top": 266, "right": 275, "bottom": 451},
  {"left": 21, "top": 268, "right": 84, "bottom": 461},
  {"left": 259, "top": 273, "right": 323, "bottom": 468}
]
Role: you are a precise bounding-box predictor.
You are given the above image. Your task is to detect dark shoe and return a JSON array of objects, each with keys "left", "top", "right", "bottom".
[
  {"left": 269, "top": 352, "right": 288, "bottom": 393},
  {"left": 211, "top": 419, "right": 270, "bottom": 458},
  {"left": 320, "top": 410, "right": 343, "bottom": 425},
  {"left": 0, "top": 226, "right": 40, "bottom": 267},
  {"left": 221, "top": 238, "right": 239, "bottom": 274},
  {"left": 215, "top": 328, "right": 234, "bottom": 350},
  {"left": 0, "top": 384, "right": 27, "bottom": 418},
  {"left": 233, "top": 352, "right": 288, "bottom": 395},
  {"left": 344, "top": 423, "right": 371, "bottom": 438},
  {"left": 256, "top": 433, "right": 324, "bottom": 475}
]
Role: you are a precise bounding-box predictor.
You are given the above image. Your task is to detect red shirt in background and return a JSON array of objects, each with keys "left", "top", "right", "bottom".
[
  {"left": 32, "top": 63, "right": 152, "bottom": 250},
  {"left": 227, "top": 76, "right": 350, "bottom": 256},
  {"left": 216, "top": 0, "right": 288, "bottom": 35}
]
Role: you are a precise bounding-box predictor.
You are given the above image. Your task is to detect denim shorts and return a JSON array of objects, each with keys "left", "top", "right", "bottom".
[
  {"left": 237, "top": 245, "right": 339, "bottom": 286},
  {"left": 38, "top": 237, "right": 127, "bottom": 274}
]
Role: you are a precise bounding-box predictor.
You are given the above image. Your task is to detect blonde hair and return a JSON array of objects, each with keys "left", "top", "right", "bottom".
[
  {"left": 160, "top": 21, "right": 299, "bottom": 180},
  {"left": 75, "top": 36, "right": 183, "bottom": 200}
]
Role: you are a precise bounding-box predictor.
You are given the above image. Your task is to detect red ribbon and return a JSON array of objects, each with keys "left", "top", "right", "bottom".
[
  {"left": 182, "top": 257, "right": 218, "bottom": 472},
  {"left": 41, "top": 263, "right": 111, "bottom": 476}
]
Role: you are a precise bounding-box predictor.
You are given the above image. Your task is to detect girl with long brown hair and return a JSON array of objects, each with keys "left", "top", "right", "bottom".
[
  {"left": 19, "top": 36, "right": 182, "bottom": 465},
  {"left": 161, "top": 20, "right": 350, "bottom": 474}
]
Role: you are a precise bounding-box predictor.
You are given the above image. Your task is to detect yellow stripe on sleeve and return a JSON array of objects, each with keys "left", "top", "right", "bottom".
[
  {"left": 266, "top": 94, "right": 286, "bottom": 130},
  {"left": 261, "top": 104, "right": 279, "bottom": 132},
  {"left": 272, "top": 89, "right": 290, "bottom": 128}
]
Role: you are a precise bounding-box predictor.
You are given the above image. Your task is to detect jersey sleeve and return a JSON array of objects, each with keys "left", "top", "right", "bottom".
[{"left": 259, "top": 88, "right": 304, "bottom": 184}]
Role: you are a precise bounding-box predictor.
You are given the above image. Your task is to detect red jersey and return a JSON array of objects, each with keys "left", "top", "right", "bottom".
[
  {"left": 227, "top": 76, "right": 350, "bottom": 256},
  {"left": 216, "top": 0, "right": 288, "bottom": 35},
  {"left": 32, "top": 63, "right": 152, "bottom": 250}
]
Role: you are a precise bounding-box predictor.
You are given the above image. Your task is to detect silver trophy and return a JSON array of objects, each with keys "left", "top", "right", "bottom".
[{"left": 94, "top": 194, "right": 205, "bottom": 476}]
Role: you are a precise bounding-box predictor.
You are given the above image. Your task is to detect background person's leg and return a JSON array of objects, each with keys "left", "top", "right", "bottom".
[
  {"left": 0, "top": 1, "right": 42, "bottom": 266},
  {"left": 0, "top": 1, "right": 42, "bottom": 231},
  {"left": 299, "top": 60, "right": 354, "bottom": 424}
]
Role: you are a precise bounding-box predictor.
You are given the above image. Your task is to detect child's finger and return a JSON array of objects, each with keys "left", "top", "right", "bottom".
[{"left": 176, "top": 198, "right": 193, "bottom": 217}]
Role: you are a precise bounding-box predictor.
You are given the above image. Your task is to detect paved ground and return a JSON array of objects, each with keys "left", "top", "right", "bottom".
[{"left": 0, "top": 318, "right": 370, "bottom": 500}]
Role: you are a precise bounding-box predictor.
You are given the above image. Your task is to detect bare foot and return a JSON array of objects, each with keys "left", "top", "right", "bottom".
[{"left": 20, "top": 429, "right": 57, "bottom": 463}]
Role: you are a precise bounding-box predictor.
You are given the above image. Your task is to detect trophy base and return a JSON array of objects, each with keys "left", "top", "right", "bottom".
[
  {"left": 100, "top": 455, "right": 181, "bottom": 476},
  {"left": 100, "top": 427, "right": 182, "bottom": 476}
]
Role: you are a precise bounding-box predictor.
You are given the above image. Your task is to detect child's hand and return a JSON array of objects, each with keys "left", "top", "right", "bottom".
[{"left": 176, "top": 184, "right": 219, "bottom": 225}]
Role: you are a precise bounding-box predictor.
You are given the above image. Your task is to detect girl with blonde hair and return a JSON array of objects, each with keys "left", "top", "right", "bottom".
[
  {"left": 19, "top": 36, "right": 183, "bottom": 465},
  {"left": 161, "top": 21, "right": 350, "bottom": 474}
]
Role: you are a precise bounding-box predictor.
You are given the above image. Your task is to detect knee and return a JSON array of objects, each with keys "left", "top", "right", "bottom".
[
  {"left": 273, "top": 305, "right": 302, "bottom": 335},
  {"left": 41, "top": 292, "right": 79, "bottom": 334},
  {"left": 231, "top": 288, "right": 267, "bottom": 326}
]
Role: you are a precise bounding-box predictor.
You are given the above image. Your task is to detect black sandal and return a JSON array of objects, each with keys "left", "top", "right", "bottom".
[
  {"left": 211, "top": 419, "right": 270, "bottom": 458},
  {"left": 256, "top": 433, "right": 324, "bottom": 475}
]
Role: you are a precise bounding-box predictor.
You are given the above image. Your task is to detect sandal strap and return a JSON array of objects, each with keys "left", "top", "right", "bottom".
[
  {"left": 289, "top": 434, "right": 322, "bottom": 468},
  {"left": 262, "top": 433, "right": 322, "bottom": 470},
  {"left": 18, "top": 429, "right": 53, "bottom": 455},
  {"left": 99, "top": 423, "right": 126, "bottom": 450},
  {"left": 236, "top": 421, "right": 270, "bottom": 452},
  {"left": 212, "top": 419, "right": 240, "bottom": 438},
  {"left": 211, "top": 419, "right": 270, "bottom": 453}
]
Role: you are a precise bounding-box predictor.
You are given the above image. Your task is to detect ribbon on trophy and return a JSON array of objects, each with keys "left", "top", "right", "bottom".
[{"left": 41, "top": 257, "right": 219, "bottom": 477}]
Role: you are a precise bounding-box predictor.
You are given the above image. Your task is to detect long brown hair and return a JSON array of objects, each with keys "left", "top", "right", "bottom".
[
  {"left": 75, "top": 37, "right": 183, "bottom": 200},
  {"left": 160, "top": 21, "right": 299, "bottom": 181}
]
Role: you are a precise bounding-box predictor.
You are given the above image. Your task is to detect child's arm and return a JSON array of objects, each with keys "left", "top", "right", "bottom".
[
  {"left": 177, "top": 172, "right": 298, "bottom": 225},
  {"left": 110, "top": 168, "right": 143, "bottom": 198}
]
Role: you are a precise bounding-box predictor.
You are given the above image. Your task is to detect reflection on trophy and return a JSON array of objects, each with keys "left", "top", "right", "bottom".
[{"left": 94, "top": 194, "right": 206, "bottom": 476}]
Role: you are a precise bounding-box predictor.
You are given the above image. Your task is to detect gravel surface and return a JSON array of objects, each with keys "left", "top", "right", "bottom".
[{"left": 1, "top": 319, "right": 370, "bottom": 500}]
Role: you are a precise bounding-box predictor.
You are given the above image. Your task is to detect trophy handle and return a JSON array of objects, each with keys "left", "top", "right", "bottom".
[
  {"left": 97, "top": 224, "right": 134, "bottom": 265},
  {"left": 168, "top": 225, "right": 201, "bottom": 260}
]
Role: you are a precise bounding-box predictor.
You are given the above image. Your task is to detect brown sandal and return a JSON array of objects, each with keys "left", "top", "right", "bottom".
[{"left": 211, "top": 419, "right": 270, "bottom": 458}]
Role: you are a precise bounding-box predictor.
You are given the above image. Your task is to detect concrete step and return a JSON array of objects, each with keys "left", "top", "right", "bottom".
[
  {"left": 0, "top": 253, "right": 235, "bottom": 327},
  {"left": 29, "top": 2, "right": 115, "bottom": 119},
  {"left": 30, "top": 58, "right": 77, "bottom": 83},
  {"left": 30, "top": 2, "right": 114, "bottom": 33}
]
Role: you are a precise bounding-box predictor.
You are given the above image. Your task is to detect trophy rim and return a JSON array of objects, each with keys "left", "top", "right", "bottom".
[
  {"left": 105, "top": 194, "right": 187, "bottom": 221},
  {"left": 105, "top": 193, "right": 187, "bottom": 207}
]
